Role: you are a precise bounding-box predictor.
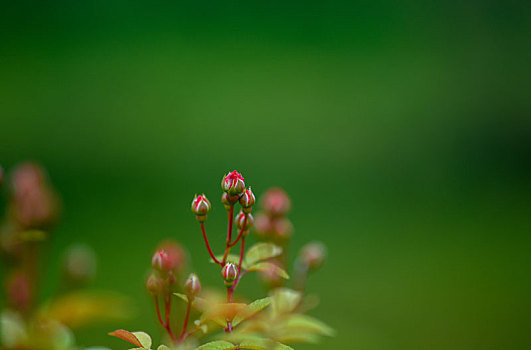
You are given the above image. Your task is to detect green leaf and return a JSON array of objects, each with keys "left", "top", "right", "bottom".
[
  {"left": 280, "top": 314, "right": 335, "bottom": 337},
  {"left": 274, "top": 343, "right": 294, "bottom": 350},
  {"left": 232, "top": 297, "right": 272, "bottom": 327},
  {"left": 18, "top": 230, "right": 48, "bottom": 242},
  {"left": 196, "top": 340, "right": 235, "bottom": 350},
  {"left": 108, "top": 330, "right": 151, "bottom": 349},
  {"left": 246, "top": 262, "right": 289, "bottom": 279},
  {"left": 271, "top": 288, "right": 302, "bottom": 316},
  {"left": 244, "top": 243, "right": 282, "bottom": 267},
  {"left": 0, "top": 311, "right": 27, "bottom": 347},
  {"left": 157, "top": 346, "right": 170, "bottom": 350}
]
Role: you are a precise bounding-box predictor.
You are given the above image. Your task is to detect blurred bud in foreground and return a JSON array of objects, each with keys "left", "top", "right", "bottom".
[
  {"left": 185, "top": 273, "right": 201, "bottom": 297},
  {"left": 63, "top": 244, "right": 97, "bottom": 285},
  {"left": 6, "top": 270, "right": 32, "bottom": 311},
  {"left": 299, "top": 242, "right": 327, "bottom": 271},
  {"left": 221, "top": 171, "right": 245, "bottom": 197},
  {"left": 261, "top": 188, "right": 291, "bottom": 217},
  {"left": 272, "top": 217, "right": 293, "bottom": 240},
  {"left": 152, "top": 240, "right": 186, "bottom": 273},
  {"left": 146, "top": 273, "right": 165, "bottom": 295},
  {"left": 9, "top": 162, "right": 60, "bottom": 230},
  {"left": 221, "top": 262, "right": 238, "bottom": 284}
]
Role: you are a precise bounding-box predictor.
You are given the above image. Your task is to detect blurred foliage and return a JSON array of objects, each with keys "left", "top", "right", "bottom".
[{"left": 1, "top": 0, "right": 530, "bottom": 349}]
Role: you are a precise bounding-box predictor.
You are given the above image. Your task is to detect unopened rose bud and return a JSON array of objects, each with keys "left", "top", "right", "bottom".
[
  {"left": 185, "top": 273, "right": 201, "bottom": 296},
  {"left": 6, "top": 270, "right": 32, "bottom": 310},
  {"left": 272, "top": 218, "right": 293, "bottom": 240},
  {"left": 221, "top": 171, "right": 245, "bottom": 197},
  {"left": 10, "top": 162, "right": 60, "bottom": 229},
  {"left": 153, "top": 240, "right": 186, "bottom": 273},
  {"left": 63, "top": 244, "right": 97, "bottom": 284},
  {"left": 239, "top": 187, "right": 255, "bottom": 212},
  {"left": 261, "top": 188, "right": 291, "bottom": 217},
  {"left": 221, "top": 262, "right": 238, "bottom": 284},
  {"left": 221, "top": 192, "right": 231, "bottom": 210},
  {"left": 235, "top": 211, "right": 254, "bottom": 233},
  {"left": 299, "top": 242, "right": 327, "bottom": 270},
  {"left": 146, "top": 273, "right": 165, "bottom": 295},
  {"left": 254, "top": 212, "right": 273, "bottom": 238},
  {"left": 191, "top": 194, "right": 211, "bottom": 220}
]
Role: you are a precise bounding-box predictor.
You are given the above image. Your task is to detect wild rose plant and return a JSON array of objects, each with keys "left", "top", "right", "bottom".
[{"left": 110, "top": 170, "right": 333, "bottom": 350}]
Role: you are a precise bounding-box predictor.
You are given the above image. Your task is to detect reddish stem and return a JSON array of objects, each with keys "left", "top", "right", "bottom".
[
  {"left": 237, "top": 236, "right": 246, "bottom": 277},
  {"left": 164, "top": 294, "right": 177, "bottom": 342},
  {"left": 227, "top": 287, "right": 233, "bottom": 303},
  {"left": 228, "top": 214, "right": 248, "bottom": 248},
  {"left": 178, "top": 300, "right": 192, "bottom": 342},
  {"left": 222, "top": 205, "right": 235, "bottom": 264},
  {"left": 154, "top": 296, "right": 165, "bottom": 326},
  {"left": 200, "top": 222, "right": 222, "bottom": 265}
]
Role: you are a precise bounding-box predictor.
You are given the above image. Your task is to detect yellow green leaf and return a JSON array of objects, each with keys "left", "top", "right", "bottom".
[
  {"left": 247, "top": 262, "right": 289, "bottom": 280},
  {"left": 244, "top": 243, "right": 282, "bottom": 267}
]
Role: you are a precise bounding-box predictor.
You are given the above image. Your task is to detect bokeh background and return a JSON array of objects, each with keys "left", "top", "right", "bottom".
[{"left": 1, "top": 1, "right": 530, "bottom": 349}]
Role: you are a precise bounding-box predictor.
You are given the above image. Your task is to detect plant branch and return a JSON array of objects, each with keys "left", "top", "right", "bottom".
[
  {"left": 178, "top": 300, "right": 192, "bottom": 342},
  {"left": 200, "top": 222, "right": 221, "bottom": 265}
]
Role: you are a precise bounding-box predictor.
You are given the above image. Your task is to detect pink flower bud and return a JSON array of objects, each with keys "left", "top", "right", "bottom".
[
  {"left": 221, "top": 262, "right": 238, "bottom": 282},
  {"left": 154, "top": 240, "right": 186, "bottom": 272},
  {"left": 300, "top": 242, "right": 327, "bottom": 270},
  {"left": 10, "top": 162, "right": 60, "bottom": 229},
  {"left": 239, "top": 187, "right": 255, "bottom": 210},
  {"left": 6, "top": 270, "right": 32, "bottom": 311},
  {"left": 235, "top": 211, "right": 254, "bottom": 231},
  {"left": 261, "top": 188, "right": 291, "bottom": 217},
  {"left": 184, "top": 273, "right": 201, "bottom": 296},
  {"left": 272, "top": 218, "right": 293, "bottom": 240},
  {"left": 146, "top": 273, "right": 165, "bottom": 295},
  {"left": 221, "top": 171, "right": 245, "bottom": 196},
  {"left": 191, "top": 194, "right": 211, "bottom": 216},
  {"left": 254, "top": 212, "right": 273, "bottom": 237}
]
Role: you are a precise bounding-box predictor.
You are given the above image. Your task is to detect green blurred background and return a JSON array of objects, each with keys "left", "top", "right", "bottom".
[{"left": 1, "top": 1, "right": 530, "bottom": 349}]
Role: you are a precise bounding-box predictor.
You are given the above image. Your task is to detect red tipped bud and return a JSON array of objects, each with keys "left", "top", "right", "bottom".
[
  {"left": 185, "top": 273, "right": 201, "bottom": 296},
  {"left": 261, "top": 188, "right": 291, "bottom": 217},
  {"left": 146, "top": 273, "right": 165, "bottom": 295},
  {"left": 239, "top": 187, "right": 255, "bottom": 211},
  {"left": 221, "top": 171, "right": 245, "bottom": 196},
  {"left": 300, "top": 242, "right": 327, "bottom": 270},
  {"left": 221, "top": 262, "right": 238, "bottom": 283},
  {"left": 235, "top": 211, "right": 254, "bottom": 233},
  {"left": 191, "top": 194, "right": 211, "bottom": 217},
  {"left": 221, "top": 192, "right": 232, "bottom": 210}
]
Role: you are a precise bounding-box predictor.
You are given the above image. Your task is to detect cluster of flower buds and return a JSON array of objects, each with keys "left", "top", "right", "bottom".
[
  {"left": 191, "top": 194, "right": 211, "bottom": 223},
  {"left": 254, "top": 188, "right": 293, "bottom": 241},
  {"left": 221, "top": 262, "right": 238, "bottom": 287},
  {"left": 146, "top": 240, "right": 186, "bottom": 296},
  {"left": 8, "top": 162, "right": 60, "bottom": 230}
]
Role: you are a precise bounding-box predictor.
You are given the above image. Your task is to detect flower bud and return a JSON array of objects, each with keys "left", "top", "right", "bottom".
[
  {"left": 153, "top": 240, "right": 186, "bottom": 273},
  {"left": 221, "top": 192, "right": 231, "bottom": 210},
  {"left": 272, "top": 218, "right": 293, "bottom": 240},
  {"left": 254, "top": 212, "right": 273, "bottom": 238},
  {"left": 299, "top": 242, "right": 327, "bottom": 270},
  {"left": 191, "top": 194, "right": 211, "bottom": 216},
  {"left": 239, "top": 187, "right": 255, "bottom": 210},
  {"left": 146, "top": 273, "right": 165, "bottom": 295},
  {"left": 221, "top": 262, "right": 238, "bottom": 282},
  {"left": 221, "top": 171, "right": 245, "bottom": 196},
  {"left": 235, "top": 211, "right": 254, "bottom": 232},
  {"left": 62, "top": 244, "right": 97, "bottom": 284},
  {"left": 261, "top": 188, "right": 291, "bottom": 217},
  {"left": 185, "top": 273, "right": 201, "bottom": 296},
  {"left": 6, "top": 270, "right": 32, "bottom": 311}
]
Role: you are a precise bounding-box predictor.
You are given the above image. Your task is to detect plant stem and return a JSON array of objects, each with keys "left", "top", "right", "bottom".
[
  {"left": 222, "top": 205, "right": 235, "bottom": 264},
  {"left": 237, "top": 236, "right": 246, "bottom": 276},
  {"left": 164, "top": 294, "right": 177, "bottom": 342},
  {"left": 178, "top": 300, "right": 192, "bottom": 342},
  {"left": 200, "top": 222, "right": 221, "bottom": 265},
  {"left": 154, "top": 296, "right": 165, "bottom": 326},
  {"left": 228, "top": 214, "right": 248, "bottom": 248}
]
